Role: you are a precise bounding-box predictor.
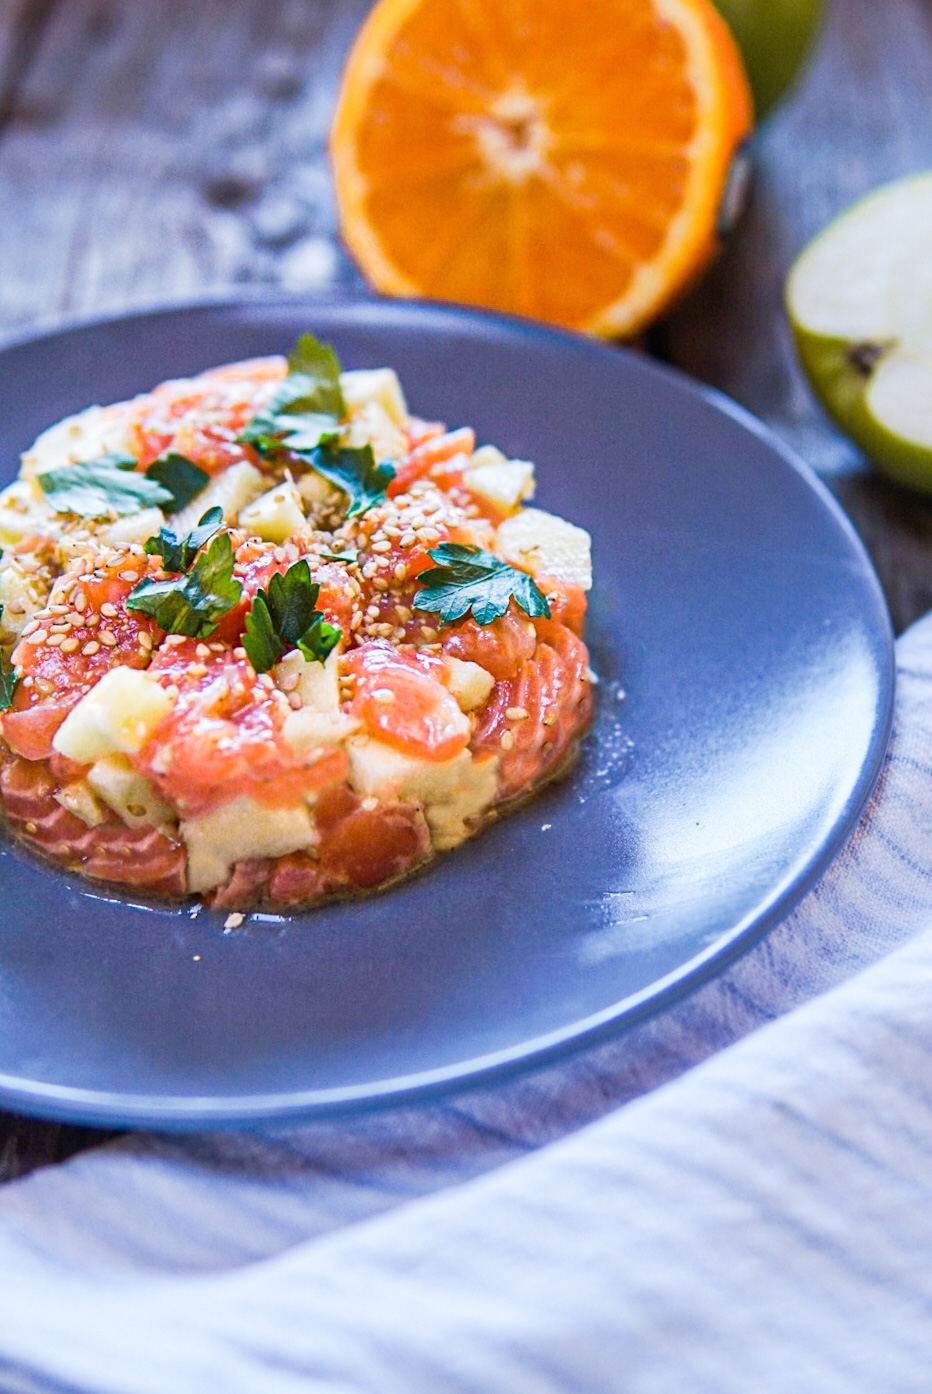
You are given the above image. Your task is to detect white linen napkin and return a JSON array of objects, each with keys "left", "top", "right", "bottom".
[{"left": 2, "top": 613, "right": 932, "bottom": 1392}]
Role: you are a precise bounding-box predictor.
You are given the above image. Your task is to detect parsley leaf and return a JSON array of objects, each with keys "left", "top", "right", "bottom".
[
  {"left": 287, "top": 333, "right": 345, "bottom": 417},
  {"left": 0, "top": 607, "right": 16, "bottom": 710},
  {"left": 238, "top": 333, "right": 345, "bottom": 453},
  {"left": 304, "top": 443, "right": 395, "bottom": 519},
  {"left": 243, "top": 559, "right": 341, "bottom": 672},
  {"left": 318, "top": 546, "right": 359, "bottom": 563},
  {"left": 38, "top": 455, "right": 173, "bottom": 517},
  {"left": 143, "top": 506, "right": 224, "bottom": 574},
  {"left": 127, "top": 531, "right": 241, "bottom": 638},
  {"left": 144, "top": 453, "right": 209, "bottom": 513},
  {"left": 413, "top": 543, "right": 551, "bottom": 627}
]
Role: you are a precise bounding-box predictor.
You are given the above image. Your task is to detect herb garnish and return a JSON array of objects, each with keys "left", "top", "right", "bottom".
[
  {"left": 318, "top": 546, "right": 359, "bottom": 563},
  {"left": 37, "top": 450, "right": 209, "bottom": 518},
  {"left": 302, "top": 444, "right": 395, "bottom": 519},
  {"left": 237, "top": 334, "right": 394, "bottom": 518},
  {"left": 143, "top": 507, "right": 224, "bottom": 574},
  {"left": 242, "top": 560, "right": 341, "bottom": 673},
  {"left": 0, "top": 607, "right": 16, "bottom": 709},
  {"left": 127, "top": 526, "right": 241, "bottom": 638},
  {"left": 38, "top": 454, "right": 173, "bottom": 517},
  {"left": 238, "top": 333, "right": 345, "bottom": 455},
  {"left": 144, "top": 453, "right": 210, "bottom": 513},
  {"left": 413, "top": 543, "right": 551, "bottom": 627}
]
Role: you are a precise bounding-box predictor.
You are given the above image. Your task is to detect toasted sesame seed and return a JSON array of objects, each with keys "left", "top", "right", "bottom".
[
  {"left": 500, "top": 729, "right": 515, "bottom": 751},
  {"left": 350, "top": 612, "right": 363, "bottom": 631},
  {"left": 99, "top": 630, "right": 118, "bottom": 647},
  {"left": 25, "top": 629, "right": 47, "bottom": 646},
  {"left": 372, "top": 578, "right": 389, "bottom": 591},
  {"left": 233, "top": 647, "right": 247, "bottom": 660},
  {"left": 394, "top": 604, "right": 412, "bottom": 622},
  {"left": 82, "top": 641, "right": 100, "bottom": 656},
  {"left": 85, "top": 613, "right": 101, "bottom": 628},
  {"left": 187, "top": 662, "right": 208, "bottom": 677},
  {"left": 419, "top": 625, "right": 438, "bottom": 642},
  {"left": 138, "top": 632, "right": 153, "bottom": 651},
  {"left": 25, "top": 821, "right": 37, "bottom": 835},
  {"left": 371, "top": 688, "right": 395, "bottom": 704},
  {"left": 209, "top": 642, "right": 225, "bottom": 652},
  {"left": 60, "top": 637, "right": 80, "bottom": 653},
  {"left": 393, "top": 563, "right": 408, "bottom": 581},
  {"left": 21, "top": 620, "right": 38, "bottom": 637},
  {"left": 370, "top": 540, "right": 391, "bottom": 554},
  {"left": 119, "top": 570, "right": 139, "bottom": 583},
  {"left": 543, "top": 713, "right": 557, "bottom": 727},
  {"left": 195, "top": 643, "right": 210, "bottom": 659},
  {"left": 166, "top": 634, "right": 187, "bottom": 647},
  {"left": 506, "top": 706, "right": 528, "bottom": 721},
  {"left": 100, "top": 602, "right": 118, "bottom": 618},
  {"left": 399, "top": 531, "right": 417, "bottom": 547},
  {"left": 224, "top": 913, "right": 244, "bottom": 930},
  {"left": 48, "top": 603, "right": 68, "bottom": 616},
  {"left": 46, "top": 633, "right": 64, "bottom": 646}
]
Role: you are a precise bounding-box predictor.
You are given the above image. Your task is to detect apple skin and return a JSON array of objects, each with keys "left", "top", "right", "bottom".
[
  {"left": 791, "top": 323, "right": 932, "bottom": 494},
  {"left": 713, "top": 0, "right": 825, "bottom": 116}
]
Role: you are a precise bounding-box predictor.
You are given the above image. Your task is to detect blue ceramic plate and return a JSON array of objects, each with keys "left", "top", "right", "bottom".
[{"left": 0, "top": 298, "right": 893, "bottom": 1127}]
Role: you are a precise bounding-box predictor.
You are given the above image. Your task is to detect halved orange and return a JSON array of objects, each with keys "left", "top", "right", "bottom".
[{"left": 330, "top": 0, "right": 753, "bottom": 337}]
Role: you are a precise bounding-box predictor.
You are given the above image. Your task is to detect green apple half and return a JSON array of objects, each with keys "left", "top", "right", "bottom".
[{"left": 786, "top": 173, "right": 932, "bottom": 493}]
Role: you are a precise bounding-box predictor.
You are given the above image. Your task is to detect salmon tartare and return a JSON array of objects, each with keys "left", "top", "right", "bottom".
[{"left": 0, "top": 336, "right": 594, "bottom": 910}]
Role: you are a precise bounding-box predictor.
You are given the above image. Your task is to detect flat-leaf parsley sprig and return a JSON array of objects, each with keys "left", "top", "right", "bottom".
[
  {"left": 38, "top": 451, "right": 209, "bottom": 518},
  {"left": 237, "top": 334, "right": 395, "bottom": 518},
  {"left": 127, "top": 510, "right": 241, "bottom": 638},
  {"left": 413, "top": 542, "right": 551, "bottom": 627},
  {"left": 243, "top": 560, "right": 341, "bottom": 672}
]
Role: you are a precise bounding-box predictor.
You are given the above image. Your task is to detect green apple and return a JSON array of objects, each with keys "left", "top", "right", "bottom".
[
  {"left": 713, "top": 0, "right": 825, "bottom": 116},
  {"left": 786, "top": 172, "right": 932, "bottom": 493}
]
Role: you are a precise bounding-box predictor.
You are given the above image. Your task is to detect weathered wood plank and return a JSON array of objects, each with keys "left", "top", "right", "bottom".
[{"left": 0, "top": 0, "right": 370, "bottom": 331}]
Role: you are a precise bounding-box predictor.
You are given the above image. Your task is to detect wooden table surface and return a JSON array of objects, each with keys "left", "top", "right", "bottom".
[{"left": 0, "top": 0, "right": 930, "bottom": 1181}]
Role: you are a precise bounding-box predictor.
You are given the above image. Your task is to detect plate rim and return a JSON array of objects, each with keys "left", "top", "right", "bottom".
[{"left": 0, "top": 293, "right": 896, "bottom": 1128}]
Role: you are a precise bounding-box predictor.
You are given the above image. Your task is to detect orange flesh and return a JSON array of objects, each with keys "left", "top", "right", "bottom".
[{"left": 331, "top": 0, "right": 752, "bottom": 334}]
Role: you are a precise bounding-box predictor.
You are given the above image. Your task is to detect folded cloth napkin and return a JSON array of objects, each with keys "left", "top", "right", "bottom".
[{"left": 3, "top": 613, "right": 932, "bottom": 1392}]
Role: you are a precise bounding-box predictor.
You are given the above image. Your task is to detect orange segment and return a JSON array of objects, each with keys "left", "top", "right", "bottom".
[{"left": 331, "top": 0, "right": 753, "bottom": 336}]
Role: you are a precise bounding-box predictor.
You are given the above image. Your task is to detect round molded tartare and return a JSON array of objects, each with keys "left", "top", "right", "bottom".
[{"left": 0, "top": 336, "right": 594, "bottom": 910}]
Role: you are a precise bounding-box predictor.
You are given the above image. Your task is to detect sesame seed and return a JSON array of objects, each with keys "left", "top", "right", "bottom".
[
  {"left": 21, "top": 621, "right": 38, "bottom": 637},
  {"left": 361, "top": 796, "right": 379, "bottom": 812},
  {"left": 60, "top": 637, "right": 79, "bottom": 653},
  {"left": 119, "top": 570, "right": 139, "bottom": 583},
  {"left": 166, "top": 634, "right": 187, "bottom": 647},
  {"left": 258, "top": 674, "right": 275, "bottom": 689},
  {"left": 233, "top": 647, "right": 247, "bottom": 660},
  {"left": 281, "top": 672, "right": 300, "bottom": 692},
  {"left": 500, "top": 729, "right": 515, "bottom": 751},
  {"left": 25, "top": 821, "right": 37, "bottom": 835},
  {"left": 165, "top": 684, "right": 179, "bottom": 699},
  {"left": 25, "top": 630, "right": 47, "bottom": 646},
  {"left": 85, "top": 613, "right": 101, "bottom": 628},
  {"left": 209, "top": 642, "right": 225, "bottom": 652},
  {"left": 393, "top": 563, "right": 408, "bottom": 581},
  {"left": 543, "top": 713, "right": 557, "bottom": 727},
  {"left": 99, "top": 630, "right": 118, "bottom": 647},
  {"left": 394, "top": 605, "right": 412, "bottom": 622},
  {"left": 371, "top": 688, "right": 395, "bottom": 703},
  {"left": 372, "top": 578, "right": 389, "bottom": 591},
  {"left": 370, "top": 540, "right": 391, "bottom": 554},
  {"left": 138, "top": 632, "right": 153, "bottom": 651},
  {"left": 195, "top": 643, "right": 210, "bottom": 659},
  {"left": 419, "top": 626, "right": 438, "bottom": 642},
  {"left": 224, "top": 913, "right": 244, "bottom": 930},
  {"left": 82, "top": 641, "right": 99, "bottom": 655},
  {"left": 400, "top": 531, "right": 417, "bottom": 547},
  {"left": 48, "top": 603, "right": 68, "bottom": 616},
  {"left": 350, "top": 613, "right": 363, "bottom": 631},
  {"left": 100, "top": 602, "right": 118, "bottom": 618},
  {"left": 187, "top": 662, "right": 208, "bottom": 677},
  {"left": 506, "top": 706, "right": 528, "bottom": 721}
]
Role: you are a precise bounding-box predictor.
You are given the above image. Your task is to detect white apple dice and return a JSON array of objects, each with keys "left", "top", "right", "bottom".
[
  {"left": 496, "top": 507, "right": 592, "bottom": 591},
  {"left": 171, "top": 460, "right": 265, "bottom": 532},
  {"left": 87, "top": 755, "right": 175, "bottom": 831},
  {"left": 786, "top": 172, "right": 932, "bottom": 492},
  {"left": 340, "top": 367, "right": 408, "bottom": 424},
  {"left": 463, "top": 446, "right": 535, "bottom": 515},
  {"left": 52, "top": 667, "right": 173, "bottom": 763},
  {"left": 238, "top": 482, "right": 305, "bottom": 543}
]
